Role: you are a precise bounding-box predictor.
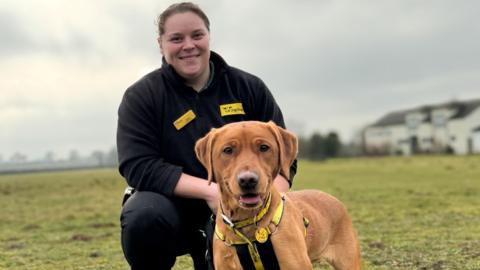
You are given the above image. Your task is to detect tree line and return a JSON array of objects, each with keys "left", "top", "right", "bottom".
[
  {"left": 1, "top": 131, "right": 359, "bottom": 171},
  {"left": 1, "top": 148, "right": 118, "bottom": 167},
  {"left": 297, "top": 131, "right": 343, "bottom": 160}
]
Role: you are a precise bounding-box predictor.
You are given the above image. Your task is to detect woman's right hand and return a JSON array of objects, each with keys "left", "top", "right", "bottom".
[
  {"left": 205, "top": 182, "right": 219, "bottom": 213},
  {"left": 173, "top": 173, "right": 219, "bottom": 214}
]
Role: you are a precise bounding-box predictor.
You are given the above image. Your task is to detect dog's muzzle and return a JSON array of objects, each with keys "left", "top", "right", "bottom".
[
  {"left": 237, "top": 171, "right": 259, "bottom": 191},
  {"left": 237, "top": 171, "right": 261, "bottom": 207}
]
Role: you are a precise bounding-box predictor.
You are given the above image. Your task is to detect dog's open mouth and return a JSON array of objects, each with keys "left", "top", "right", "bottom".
[{"left": 239, "top": 193, "right": 261, "bottom": 207}]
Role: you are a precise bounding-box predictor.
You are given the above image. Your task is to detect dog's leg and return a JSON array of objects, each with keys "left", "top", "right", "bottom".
[
  {"left": 271, "top": 222, "right": 314, "bottom": 269},
  {"left": 279, "top": 255, "right": 312, "bottom": 270},
  {"left": 213, "top": 240, "right": 243, "bottom": 270},
  {"left": 274, "top": 242, "right": 312, "bottom": 270},
  {"left": 323, "top": 215, "right": 361, "bottom": 270}
]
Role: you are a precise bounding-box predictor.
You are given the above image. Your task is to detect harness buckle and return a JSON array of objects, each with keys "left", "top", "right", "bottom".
[{"left": 221, "top": 213, "right": 235, "bottom": 228}]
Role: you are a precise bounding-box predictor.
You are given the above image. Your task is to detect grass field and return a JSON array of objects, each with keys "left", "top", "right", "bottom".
[{"left": 1, "top": 155, "right": 479, "bottom": 269}]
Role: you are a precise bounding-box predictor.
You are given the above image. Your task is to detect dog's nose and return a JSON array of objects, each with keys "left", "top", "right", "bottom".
[{"left": 237, "top": 171, "right": 259, "bottom": 190}]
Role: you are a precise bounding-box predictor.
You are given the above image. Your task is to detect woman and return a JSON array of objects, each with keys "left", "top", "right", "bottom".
[{"left": 117, "top": 2, "right": 296, "bottom": 269}]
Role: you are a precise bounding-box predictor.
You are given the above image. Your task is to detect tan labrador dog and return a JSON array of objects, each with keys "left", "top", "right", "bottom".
[{"left": 195, "top": 121, "right": 361, "bottom": 270}]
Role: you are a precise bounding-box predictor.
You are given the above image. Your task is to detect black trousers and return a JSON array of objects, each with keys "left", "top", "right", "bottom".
[{"left": 120, "top": 191, "right": 212, "bottom": 270}]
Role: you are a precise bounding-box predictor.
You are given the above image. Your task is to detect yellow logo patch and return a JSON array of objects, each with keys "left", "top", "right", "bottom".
[
  {"left": 173, "top": 110, "right": 196, "bottom": 130},
  {"left": 220, "top": 103, "right": 245, "bottom": 116}
]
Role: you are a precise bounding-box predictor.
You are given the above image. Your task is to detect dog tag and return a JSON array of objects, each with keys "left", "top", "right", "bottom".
[{"left": 255, "top": 227, "right": 269, "bottom": 243}]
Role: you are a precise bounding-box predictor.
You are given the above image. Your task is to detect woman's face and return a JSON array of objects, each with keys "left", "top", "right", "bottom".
[{"left": 159, "top": 12, "right": 210, "bottom": 82}]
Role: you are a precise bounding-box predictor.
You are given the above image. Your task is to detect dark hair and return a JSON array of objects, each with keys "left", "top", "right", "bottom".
[{"left": 156, "top": 2, "right": 210, "bottom": 36}]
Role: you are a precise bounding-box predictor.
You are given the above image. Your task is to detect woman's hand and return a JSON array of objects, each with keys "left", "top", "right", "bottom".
[
  {"left": 273, "top": 174, "right": 290, "bottom": 193},
  {"left": 173, "top": 173, "right": 219, "bottom": 214},
  {"left": 204, "top": 182, "right": 219, "bottom": 213}
]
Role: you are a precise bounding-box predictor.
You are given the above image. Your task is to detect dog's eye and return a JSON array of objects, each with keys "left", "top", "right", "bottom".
[
  {"left": 223, "top": 146, "right": 234, "bottom": 155},
  {"left": 259, "top": 144, "right": 270, "bottom": 152}
]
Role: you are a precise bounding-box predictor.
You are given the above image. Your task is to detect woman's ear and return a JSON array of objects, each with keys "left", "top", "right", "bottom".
[{"left": 157, "top": 37, "right": 164, "bottom": 55}]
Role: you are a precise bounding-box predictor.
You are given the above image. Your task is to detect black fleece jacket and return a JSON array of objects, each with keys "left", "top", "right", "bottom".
[{"left": 116, "top": 51, "right": 296, "bottom": 196}]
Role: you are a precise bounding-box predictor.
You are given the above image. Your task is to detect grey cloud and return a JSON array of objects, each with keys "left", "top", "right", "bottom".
[
  {"left": 0, "top": 10, "right": 97, "bottom": 61},
  {"left": 0, "top": 11, "right": 38, "bottom": 55},
  {"left": 234, "top": 14, "right": 479, "bottom": 115},
  {"left": 108, "top": 4, "right": 160, "bottom": 59}
]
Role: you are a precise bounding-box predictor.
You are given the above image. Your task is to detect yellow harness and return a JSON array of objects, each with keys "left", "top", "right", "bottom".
[{"left": 214, "top": 194, "right": 309, "bottom": 270}]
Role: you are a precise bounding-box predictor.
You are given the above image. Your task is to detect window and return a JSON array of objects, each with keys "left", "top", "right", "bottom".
[
  {"left": 432, "top": 111, "right": 446, "bottom": 127},
  {"left": 406, "top": 114, "right": 422, "bottom": 130}
]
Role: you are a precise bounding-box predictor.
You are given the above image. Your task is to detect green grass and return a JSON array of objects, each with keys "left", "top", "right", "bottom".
[{"left": 1, "top": 156, "right": 479, "bottom": 269}]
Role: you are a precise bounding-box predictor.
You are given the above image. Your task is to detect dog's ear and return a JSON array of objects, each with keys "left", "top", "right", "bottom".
[
  {"left": 266, "top": 121, "right": 298, "bottom": 180},
  {"left": 195, "top": 128, "right": 217, "bottom": 185}
]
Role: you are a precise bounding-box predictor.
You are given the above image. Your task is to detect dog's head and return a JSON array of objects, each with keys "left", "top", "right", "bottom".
[{"left": 195, "top": 121, "right": 297, "bottom": 210}]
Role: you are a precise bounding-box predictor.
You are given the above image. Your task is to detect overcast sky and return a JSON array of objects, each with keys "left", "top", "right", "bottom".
[{"left": 1, "top": 0, "right": 479, "bottom": 160}]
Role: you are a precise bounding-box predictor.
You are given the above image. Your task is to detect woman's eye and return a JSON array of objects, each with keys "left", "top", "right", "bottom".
[
  {"left": 193, "top": 33, "right": 204, "bottom": 40},
  {"left": 170, "top": 36, "right": 182, "bottom": 43},
  {"left": 223, "top": 147, "right": 234, "bottom": 155},
  {"left": 259, "top": 144, "right": 270, "bottom": 152}
]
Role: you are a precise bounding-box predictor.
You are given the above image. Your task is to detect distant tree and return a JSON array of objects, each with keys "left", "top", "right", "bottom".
[
  {"left": 297, "top": 136, "right": 310, "bottom": 159},
  {"left": 91, "top": 150, "right": 105, "bottom": 167},
  {"left": 44, "top": 151, "right": 55, "bottom": 162},
  {"left": 10, "top": 152, "right": 28, "bottom": 163},
  {"left": 105, "top": 147, "right": 118, "bottom": 167},
  {"left": 308, "top": 132, "right": 326, "bottom": 160},
  {"left": 324, "top": 132, "right": 341, "bottom": 158},
  {"left": 69, "top": 150, "right": 81, "bottom": 162},
  {"left": 300, "top": 131, "right": 344, "bottom": 160}
]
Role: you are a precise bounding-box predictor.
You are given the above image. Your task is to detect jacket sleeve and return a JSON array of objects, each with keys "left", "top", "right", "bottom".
[
  {"left": 116, "top": 83, "right": 182, "bottom": 196},
  {"left": 251, "top": 78, "right": 298, "bottom": 186}
]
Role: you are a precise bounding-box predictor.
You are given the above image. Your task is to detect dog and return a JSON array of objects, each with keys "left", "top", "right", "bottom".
[{"left": 195, "top": 121, "right": 361, "bottom": 270}]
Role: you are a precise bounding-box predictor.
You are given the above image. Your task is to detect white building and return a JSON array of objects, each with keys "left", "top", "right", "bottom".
[{"left": 364, "top": 99, "right": 480, "bottom": 155}]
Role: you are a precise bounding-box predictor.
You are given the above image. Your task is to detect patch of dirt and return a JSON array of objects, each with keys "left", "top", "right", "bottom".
[
  {"left": 89, "top": 222, "right": 115, "bottom": 228},
  {"left": 71, "top": 234, "right": 93, "bottom": 242},
  {"left": 431, "top": 260, "right": 446, "bottom": 270},
  {"left": 22, "top": 224, "right": 41, "bottom": 231},
  {"left": 6, "top": 242, "right": 25, "bottom": 250},
  {"left": 368, "top": 241, "right": 386, "bottom": 250},
  {"left": 89, "top": 251, "right": 102, "bottom": 258}
]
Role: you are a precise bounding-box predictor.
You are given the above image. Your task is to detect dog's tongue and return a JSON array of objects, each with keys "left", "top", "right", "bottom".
[{"left": 239, "top": 195, "right": 260, "bottom": 205}]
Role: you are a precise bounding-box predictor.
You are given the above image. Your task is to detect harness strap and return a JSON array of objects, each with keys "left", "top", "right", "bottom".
[
  {"left": 271, "top": 194, "right": 285, "bottom": 226},
  {"left": 214, "top": 194, "right": 309, "bottom": 270},
  {"left": 230, "top": 227, "right": 265, "bottom": 270},
  {"left": 235, "top": 244, "right": 257, "bottom": 270},
  {"left": 235, "top": 239, "right": 280, "bottom": 270},
  {"left": 248, "top": 243, "right": 265, "bottom": 270}
]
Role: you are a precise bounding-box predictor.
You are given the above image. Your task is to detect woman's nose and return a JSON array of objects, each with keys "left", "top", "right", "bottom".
[{"left": 183, "top": 37, "right": 195, "bottom": 49}]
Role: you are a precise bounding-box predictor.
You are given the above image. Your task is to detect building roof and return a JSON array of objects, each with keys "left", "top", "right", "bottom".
[{"left": 370, "top": 98, "right": 480, "bottom": 127}]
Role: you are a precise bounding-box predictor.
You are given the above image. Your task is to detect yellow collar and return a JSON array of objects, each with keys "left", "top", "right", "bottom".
[
  {"left": 215, "top": 194, "right": 285, "bottom": 245},
  {"left": 221, "top": 192, "right": 273, "bottom": 229}
]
